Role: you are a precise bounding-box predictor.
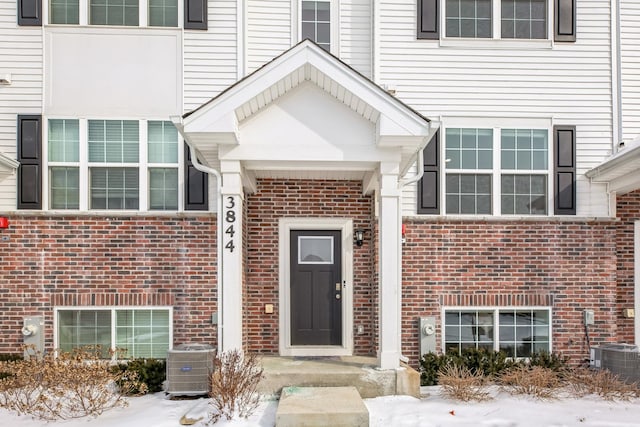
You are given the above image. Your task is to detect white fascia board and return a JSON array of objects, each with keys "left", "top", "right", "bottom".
[
  {"left": 586, "top": 136, "right": 640, "bottom": 182},
  {"left": 0, "top": 152, "right": 19, "bottom": 172},
  {"left": 183, "top": 111, "right": 239, "bottom": 144}
]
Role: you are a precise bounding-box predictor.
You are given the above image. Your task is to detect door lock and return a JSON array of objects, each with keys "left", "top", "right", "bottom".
[{"left": 335, "top": 294, "right": 341, "bottom": 300}]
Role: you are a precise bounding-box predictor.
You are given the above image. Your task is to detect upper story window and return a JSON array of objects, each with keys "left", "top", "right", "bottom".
[
  {"left": 48, "top": 0, "right": 179, "bottom": 26},
  {"left": 47, "top": 119, "right": 180, "bottom": 211},
  {"left": 418, "top": 0, "right": 576, "bottom": 42},
  {"left": 417, "top": 123, "right": 576, "bottom": 216},
  {"left": 444, "top": 127, "right": 549, "bottom": 215},
  {"left": 444, "top": 0, "right": 546, "bottom": 39},
  {"left": 301, "top": 1, "right": 331, "bottom": 51}
]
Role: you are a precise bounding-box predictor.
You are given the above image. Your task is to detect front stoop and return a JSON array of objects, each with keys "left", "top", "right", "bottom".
[
  {"left": 275, "top": 386, "right": 369, "bottom": 427},
  {"left": 259, "top": 356, "right": 420, "bottom": 399}
]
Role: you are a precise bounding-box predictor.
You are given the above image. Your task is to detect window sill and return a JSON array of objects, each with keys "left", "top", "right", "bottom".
[{"left": 439, "top": 38, "right": 553, "bottom": 50}]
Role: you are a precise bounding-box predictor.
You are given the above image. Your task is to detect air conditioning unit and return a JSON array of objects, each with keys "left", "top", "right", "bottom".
[
  {"left": 590, "top": 343, "right": 640, "bottom": 384},
  {"left": 166, "top": 343, "right": 216, "bottom": 396}
]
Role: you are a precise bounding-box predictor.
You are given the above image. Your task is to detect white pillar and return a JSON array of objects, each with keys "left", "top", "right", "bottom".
[
  {"left": 220, "top": 161, "right": 244, "bottom": 352},
  {"left": 378, "top": 162, "right": 402, "bottom": 369}
]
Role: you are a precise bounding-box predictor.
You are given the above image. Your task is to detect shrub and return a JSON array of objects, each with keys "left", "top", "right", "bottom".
[
  {"left": 567, "top": 367, "right": 640, "bottom": 401},
  {"left": 0, "top": 354, "right": 22, "bottom": 380},
  {"left": 527, "top": 351, "right": 570, "bottom": 373},
  {"left": 111, "top": 358, "right": 166, "bottom": 395},
  {"left": 499, "top": 365, "right": 562, "bottom": 399},
  {"left": 437, "top": 364, "right": 491, "bottom": 402},
  {"left": 421, "top": 348, "right": 517, "bottom": 386},
  {"left": 209, "top": 350, "right": 264, "bottom": 423},
  {"left": 0, "top": 347, "right": 139, "bottom": 420}
]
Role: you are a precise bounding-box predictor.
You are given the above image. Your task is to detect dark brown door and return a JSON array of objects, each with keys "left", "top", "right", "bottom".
[{"left": 290, "top": 230, "right": 342, "bottom": 346}]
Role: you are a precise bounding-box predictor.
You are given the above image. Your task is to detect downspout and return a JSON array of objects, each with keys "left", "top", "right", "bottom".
[{"left": 170, "top": 116, "right": 224, "bottom": 353}]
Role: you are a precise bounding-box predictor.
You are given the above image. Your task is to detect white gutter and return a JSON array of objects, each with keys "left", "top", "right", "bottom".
[
  {"left": 612, "top": 0, "right": 623, "bottom": 149},
  {"left": 399, "top": 122, "right": 440, "bottom": 188},
  {"left": 0, "top": 152, "right": 20, "bottom": 173},
  {"left": 171, "top": 116, "right": 224, "bottom": 354}
]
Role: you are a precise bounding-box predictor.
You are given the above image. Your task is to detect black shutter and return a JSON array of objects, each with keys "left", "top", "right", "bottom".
[
  {"left": 417, "top": 0, "right": 439, "bottom": 40},
  {"left": 184, "top": 0, "right": 207, "bottom": 30},
  {"left": 17, "top": 0, "right": 42, "bottom": 26},
  {"left": 553, "top": 125, "right": 576, "bottom": 215},
  {"left": 417, "top": 131, "right": 440, "bottom": 214},
  {"left": 17, "top": 115, "right": 42, "bottom": 209},
  {"left": 184, "top": 145, "right": 209, "bottom": 210},
  {"left": 554, "top": 0, "right": 576, "bottom": 42}
]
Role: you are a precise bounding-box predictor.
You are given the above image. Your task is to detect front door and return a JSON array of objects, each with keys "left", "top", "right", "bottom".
[{"left": 290, "top": 230, "right": 342, "bottom": 345}]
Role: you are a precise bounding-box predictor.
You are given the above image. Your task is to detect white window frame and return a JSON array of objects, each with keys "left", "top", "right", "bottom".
[
  {"left": 442, "top": 306, "right": 553, "bottom": 357},
  {"left": 45, "top": 0, "right": 183, "bottom": 27},
  {"left": 440, "top": 0, "right": 553, "bottom": 49},
  {"left": 43, "top": 117, "right": 184, "bottom": 212},
  {"left": 292, "top": 0, "right": 340, "bottom": 56},
  {"left": 54, "top": 306, "right": 174, "bottom": 360},
  {"left": 442, "top": 117, "right": 553, "bottom": 217}
]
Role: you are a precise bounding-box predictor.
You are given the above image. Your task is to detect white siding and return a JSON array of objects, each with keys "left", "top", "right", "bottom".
[
  {"left": 246, "top": 0, "right": 292, "bottom": 74},
  {"left": 183, "top": 0, "right": 238, "bottom": 112},
  {"left": 245, "top": 0, "right": 372, "bottom": 77},
  {"left": 379, "top": 0, "right": 613, "bottom": 217},
  {"left": 339, "top": 0, "right": 372, "bottom": 78},
  {"left": 620, "top": 0, "right": 640, "bottom": 141},
  {"left": 0, "top": 2, "right": 42, "bottom": 211}
]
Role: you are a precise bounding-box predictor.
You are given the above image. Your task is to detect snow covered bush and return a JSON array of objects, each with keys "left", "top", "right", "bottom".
[
  {"left": 0, "top": 347, "right": 142, "bottom": 420},
  {"left": 209, "top": 350, "right": 264, "bottom": 423}
]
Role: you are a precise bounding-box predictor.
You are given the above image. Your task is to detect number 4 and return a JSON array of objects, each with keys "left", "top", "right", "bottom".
[{"left": 225, "top": 225, "right": 235, "bottom": 238}]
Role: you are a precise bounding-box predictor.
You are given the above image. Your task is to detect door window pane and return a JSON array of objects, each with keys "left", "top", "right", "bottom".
[{"left": 298, "top": 236, "right": 333, "bottom": 264}]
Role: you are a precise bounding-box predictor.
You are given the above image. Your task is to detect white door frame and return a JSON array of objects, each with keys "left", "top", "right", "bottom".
[{"left": 278, "top": 217, "right": 353, "bottom": 356}]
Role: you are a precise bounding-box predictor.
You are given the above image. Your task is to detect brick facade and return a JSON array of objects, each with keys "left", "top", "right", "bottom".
[
  {"left": 0, "top": 215, "right": 218, "bottom": 353},
  {"left": 400, "top": 219, "right": 618, "bottom": 367},
  {"left": 244, "top": 179, "right": 376, "bottom": 355},
  {"left": 0, "top": 187, "right": 633, "bottom": 370},
  {"left": 616, "top": 189, "right": 640, "bottom": 343}
]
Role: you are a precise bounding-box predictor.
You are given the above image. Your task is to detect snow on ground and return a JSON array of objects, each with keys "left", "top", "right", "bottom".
[{"left": 1, "top": 387, "right": 639, "bottom": 426}]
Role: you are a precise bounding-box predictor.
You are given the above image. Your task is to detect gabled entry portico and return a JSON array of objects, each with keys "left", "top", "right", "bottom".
[{"left": 173, "top": 40, "right": 438, "bottom": 369}]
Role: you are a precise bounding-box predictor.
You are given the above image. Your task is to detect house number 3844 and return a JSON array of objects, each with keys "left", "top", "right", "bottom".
[{"left": 224, "top": 196, "right": 237, "bottom": 252}]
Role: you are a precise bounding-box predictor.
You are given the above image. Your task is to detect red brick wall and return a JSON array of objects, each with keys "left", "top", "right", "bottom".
[
  {"left": 401, "top": 219, "right": 618, "bottom": 367},
  {"left": 616, "top": 190, "right": 640, "bottom": 343},
  {"left": 0, "top": 215, "right": 217, "bottom": 354},
  {"left": 245, "top": 179, "right": 376, "bottom": 355}
]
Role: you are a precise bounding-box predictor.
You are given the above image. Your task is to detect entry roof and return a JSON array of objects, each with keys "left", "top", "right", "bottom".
[{"left": 176, "top": 40, "right": 438, "bottom": 183}]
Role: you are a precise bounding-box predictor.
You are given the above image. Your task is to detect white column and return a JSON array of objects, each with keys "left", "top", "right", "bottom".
[
  {"left": 220, "top": 161, "right": 244, "bottom": 352},
  {"left": 378, "top": 162, "right": 402, "bottom": 369}
]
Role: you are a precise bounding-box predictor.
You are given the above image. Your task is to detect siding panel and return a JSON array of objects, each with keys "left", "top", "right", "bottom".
[
  {"left": 382, "top": 0, "right": 612, "bottom": 217},
  {"left": 0, "top": 2, "right": 42, "bottom": 210},
  {"left": 183, "top": 1, "right": 238, "bottom": 112},
  {"left": 620, "top": 0, "right": 640, "bottom": 141}
]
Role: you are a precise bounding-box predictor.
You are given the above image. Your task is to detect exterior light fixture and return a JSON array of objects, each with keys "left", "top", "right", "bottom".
[
  {"left": 354, "top": 229, "right": 365, "bottom": 247},
  {"left": 0, "top": 217, "right": 8, "bottom": 229}
]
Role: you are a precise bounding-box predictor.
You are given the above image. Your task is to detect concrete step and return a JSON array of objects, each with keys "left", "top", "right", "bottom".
[
  {"left": 259, "top": 356, "right": 420, "bottom": 399},
  {"left": 275, "top": 386, "right": 369, "bottom": 427}
]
